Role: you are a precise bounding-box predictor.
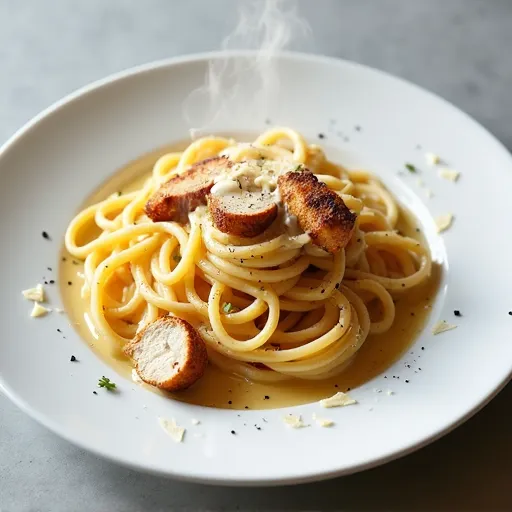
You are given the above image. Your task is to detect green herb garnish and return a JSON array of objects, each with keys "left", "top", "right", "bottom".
[
  {"left": 405, "top": 163, "right": 416, "bottom": 173},
  {"left": 294, "top": 164, "right": 302, "bottom": 172},
  {"left": 98, "top": 376, "right": 116, "bottom": 391},
  {"left": 223, "top": 302, "right": 235, "bottom": 314}
]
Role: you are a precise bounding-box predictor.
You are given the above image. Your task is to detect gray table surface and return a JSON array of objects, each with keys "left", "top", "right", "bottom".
[{"left": 1, "top": 1, "right": 511, "bottom": 510}]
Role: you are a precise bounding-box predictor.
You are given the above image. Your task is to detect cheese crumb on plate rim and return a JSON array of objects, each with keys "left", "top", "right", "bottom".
[
  {"left": 435, "top": 213, "right": 454, "bottom": 233},
  {"left": 312, "top": 413, "right": 334, "bottom": 427},
  {"left": 22, "top": 284, "right": 45, "bottom": 302},
  {"left": 320, "top": 391, "right": 357, "bottom": 408},
  {"left": 438, "top": 167, "right": 460, "bottom": 182},
  {"left": 158, "top": 417, "right": 185, "bottom": 443},
  {"left": 432, "top": 320, "right": 458, "bottom": 335},
  {"left": 30, "top": 303, "right": 51, "bottom": 318},
  {"left": 425, "top": 152, "right": 441, "bottom": 165},
  {"left": 282, "top": 414, "right": 308, "bottom": 428}
]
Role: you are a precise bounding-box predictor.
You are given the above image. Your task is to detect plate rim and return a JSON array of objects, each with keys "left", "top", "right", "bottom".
[{"left": 1, "top": 50, "right": 511, "bottom": 486}]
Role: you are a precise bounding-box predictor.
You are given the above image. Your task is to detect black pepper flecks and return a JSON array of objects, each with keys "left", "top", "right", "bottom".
[
  {"left": 231, "top": 430, "right": 236, "bottom": 435},
  {"left": 354, "top": 125, "right": 361, "bottom": 132},
  {"left": 42, "top": 231, "right": 50, "bottom": 240},
  {"left": 70, "top": 355, "right": 77, "bottom": 362},
  {"left": 61, "top": 257, "right": 67, "bottom": 262},
  {"left": 93, "top": 391, "right": 98, "bottom": 395},
  {"left": 49, "top": 280, "right": 55, "bottom": 284},
  {"left": 47, "top": 267, "right": 52, "bottom": 271},
  {"left": 508, "top": 311, "right": 512, "bottom": 316},
  {"left": 405, "top": 380, "right": 410, "bottom": 383},
  {"left": 57, "top": 328, "right": 62, "bottom": 333},
  {"left": 244, "top": 406, "right": 249, "bottom": 409},
  {"left": 318, "top": 133, "right": 325, "bottom": 139},
  {"left": 228, "top": 400, "right": 232, "bottom": 405},
  {"left": 67, "top": 281, "right": 72, "bottom": 286},
  {"left": 421, "top": 346, "right": 425, "bottom": 350},
  {"left": 454, "top": 310, "right": 462, "bottom": 317},
  {"left": 264, "top": 395, "right": 270, "bottom": 400}
]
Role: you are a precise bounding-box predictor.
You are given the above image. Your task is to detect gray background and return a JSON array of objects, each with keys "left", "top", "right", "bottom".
[{"left": 1, "top": 0, "right": 511, "bottom": 510}]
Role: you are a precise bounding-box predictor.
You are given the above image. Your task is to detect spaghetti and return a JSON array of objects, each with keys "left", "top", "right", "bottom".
[{"left": 65, "top": 128, "right": 431, "bottom": 383}]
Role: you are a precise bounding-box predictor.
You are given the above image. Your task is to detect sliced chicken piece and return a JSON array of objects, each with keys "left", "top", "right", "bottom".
[
  {"left": 123, "top": 316, "right": 208, "bottom": 391},
  {"left": 277, "top": 170, "right": 356, "bottom": 253},
  {"left": 208, "top": 191, "right": 278, "bottom": 238},
  {"left": 145, "top": 157, "right": 231, "bottom": 222}
]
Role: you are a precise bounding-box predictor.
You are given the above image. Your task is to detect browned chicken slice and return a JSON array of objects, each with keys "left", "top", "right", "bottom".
[
  {"left": 277, "top": 171, "right": 356, "bottom": 253},
  {"left": 124, "top": 316, "right": 208, "bottom": 392},
  {"left": 145, "top": 157, "right": 231, "bottom": 222},
  {"left": 208, "top": 191, "right": 278, "bottom": 238}
]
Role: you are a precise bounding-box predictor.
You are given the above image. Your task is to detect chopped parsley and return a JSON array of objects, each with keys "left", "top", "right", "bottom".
[
  {"left": 222, "top": 302, "right": 236, "bottom": 314},
  {"left": 98, "top": 376, "right": 116, "bottom": 391},
  {"left": 405, "top": 163, "right": 416, "bottom": 173}
]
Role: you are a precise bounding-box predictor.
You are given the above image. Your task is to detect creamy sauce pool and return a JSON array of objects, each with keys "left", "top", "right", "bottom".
[{"left": 60, "top": 142, "right": 440, "bottom": 410}]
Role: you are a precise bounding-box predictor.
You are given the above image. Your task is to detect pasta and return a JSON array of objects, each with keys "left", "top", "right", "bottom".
[{"left": 65, "top": 128, "right": 432, "bottom": 383}]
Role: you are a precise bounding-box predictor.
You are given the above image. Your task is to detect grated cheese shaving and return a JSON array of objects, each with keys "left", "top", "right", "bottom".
[
  {"left": 425, "top": 152, "right": 441, "bottom": 166},
  {"left": 158, "top": 417, "right": 185, "bottom": 443},
  {"left": 312, "top": 413, "right": 334, "bottom": 427},
  {"left": 283, "top": 414, "right": 308, "bottom": 428},
  {"left": 438, "top": 167, "right": 460, "bottom": 182},
  {"left": 30, "top": 303, "right": 51, "bottom": 318},
  {"left": 435, "top": 213, "right": 454, "bottom": 233},
  {"left": 320, "top": 391, "right": 357, "bottom": 408},
  {"left": 431, "top": 320, "right": 458, "bottom": 335},
  {"left": 22, "top": 284, "right": 45, "bottom": 302}
]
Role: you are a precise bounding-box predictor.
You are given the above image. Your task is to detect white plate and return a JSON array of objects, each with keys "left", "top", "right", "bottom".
[{"left": 1, "top": 52, "right": 511, "bottom": 485}]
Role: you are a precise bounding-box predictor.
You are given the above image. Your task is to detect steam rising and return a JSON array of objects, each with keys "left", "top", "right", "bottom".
[{"left": 184, "top": 0, "right": 310, "bottom": 137}]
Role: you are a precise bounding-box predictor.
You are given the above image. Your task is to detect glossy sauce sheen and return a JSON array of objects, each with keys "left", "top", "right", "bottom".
[{"left": 61, "top": 143, "right": 440, "bottom": 410}]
